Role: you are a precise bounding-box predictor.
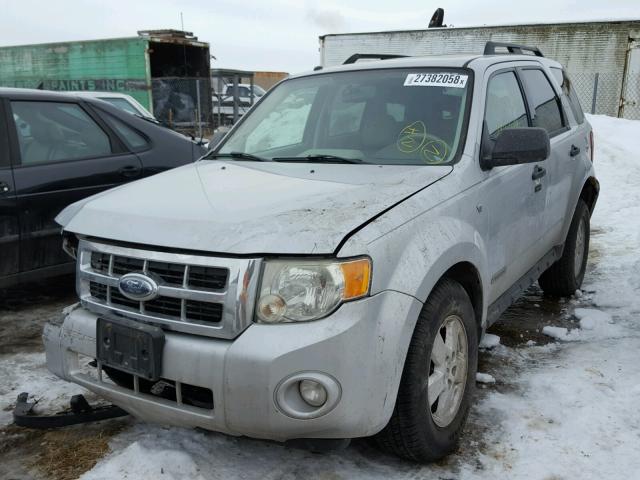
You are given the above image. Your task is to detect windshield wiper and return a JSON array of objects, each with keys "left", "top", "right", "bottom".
[
  {"left": 204, "top": 151, "right": 273, "bottom": 162},
  {"left": 273, "top": 154, "right": 366, "bottom": 164}
]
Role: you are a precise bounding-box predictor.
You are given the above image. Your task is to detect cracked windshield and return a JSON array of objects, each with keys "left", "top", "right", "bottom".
[{"left": 217, "top": 69, "right": 470, "bottom": 164}]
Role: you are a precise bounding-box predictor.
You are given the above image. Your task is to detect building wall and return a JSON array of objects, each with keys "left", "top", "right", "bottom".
[
  {"left": 0, "top": 38, "right": 152, "bottom": 109},
  {"left": 320, "top": 21, "right": 640, "bottom": 117},
  {"left": 254, "top": 71, "right": 289, "bottom": 91}
]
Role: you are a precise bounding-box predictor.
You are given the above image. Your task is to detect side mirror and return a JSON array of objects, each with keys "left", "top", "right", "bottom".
[{"left": 481, "top": 127, "right": 550, "bottom": 169}]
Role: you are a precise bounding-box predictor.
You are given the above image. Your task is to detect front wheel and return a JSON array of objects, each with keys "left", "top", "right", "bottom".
[
  {"left": 375, "top": 278, "right": 478, "bottom": 462},
  {"left": 538, "top": 199, "right": 590, "bottom": 296}
]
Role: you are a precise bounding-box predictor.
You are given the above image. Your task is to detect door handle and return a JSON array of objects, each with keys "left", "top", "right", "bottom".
[
  {"left": 569, "top": 145, "right": 581, "bottom": 157},
  {"left": 0, "top": 182, "right": 10, "bottom": 194},
  {"left": 119, "top": 165, "right": 141, "bottom": 178},
  {"left": 532, "top": 165, "right": 546, "bottom": 180}
]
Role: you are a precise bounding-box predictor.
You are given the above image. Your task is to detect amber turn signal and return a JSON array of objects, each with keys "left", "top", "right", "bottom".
[{"left": 340, "top": 258, "right": 371, "bottom": 300}]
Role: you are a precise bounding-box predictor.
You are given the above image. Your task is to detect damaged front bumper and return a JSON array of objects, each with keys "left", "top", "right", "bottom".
[{"left": 43, "top": 291, "right": 421, "bottom": 441}]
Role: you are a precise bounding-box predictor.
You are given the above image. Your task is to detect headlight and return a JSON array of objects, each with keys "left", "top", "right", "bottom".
[{"left": 256, "top": 258, "right": 371, "bottom": 324}]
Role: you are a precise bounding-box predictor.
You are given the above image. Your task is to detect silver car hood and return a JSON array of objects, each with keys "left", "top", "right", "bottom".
[{"left": 57, "top": 160, "right": 452, "bottom": 254}]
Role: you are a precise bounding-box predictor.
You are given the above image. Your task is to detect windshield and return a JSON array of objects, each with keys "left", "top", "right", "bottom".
[{"left": 216, "top": 68, "right": 471, "bottom": 165}]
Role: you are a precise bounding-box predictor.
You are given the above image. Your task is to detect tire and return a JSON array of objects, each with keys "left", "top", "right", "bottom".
[
  {"left": 538, "top": 199, "right": 590, "bottom": 297},
  {"left": 375, "top": 278, "right": 478, "bottom": 462}
]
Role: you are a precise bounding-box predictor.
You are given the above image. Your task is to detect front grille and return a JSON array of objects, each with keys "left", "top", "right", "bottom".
[
  {"left": 91, "top": 252, "right": 228, "bottom": 290},
  {"left": 78, "top": 239, "right": 261, "bottom": 339}
]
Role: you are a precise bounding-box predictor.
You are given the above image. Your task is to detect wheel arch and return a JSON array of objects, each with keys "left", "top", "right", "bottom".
[
  {"left": 579, "top": 176, "right": 600, "bottom": 216},
  {"left": 439, "top": 262, "right": 484, "bottom": 337}
]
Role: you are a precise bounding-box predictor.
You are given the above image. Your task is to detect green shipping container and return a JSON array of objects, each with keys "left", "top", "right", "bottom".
[{"left": 0, "top": 31, "right": 211, "bottom": 120}]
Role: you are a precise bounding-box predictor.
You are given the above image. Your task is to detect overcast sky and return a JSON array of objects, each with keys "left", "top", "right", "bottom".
[{"left": 1, "top": 0, "right": 638, "bottom": 74}]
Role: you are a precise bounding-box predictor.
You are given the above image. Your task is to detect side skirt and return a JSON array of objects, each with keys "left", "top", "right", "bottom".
[{"left": 486, "top": 245, "right": 563, "bottom": 327}]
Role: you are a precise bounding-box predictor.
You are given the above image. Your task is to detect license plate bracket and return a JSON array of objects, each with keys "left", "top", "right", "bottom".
[{"left": 96, "top": 317, "right": 164, "bottom": 381}]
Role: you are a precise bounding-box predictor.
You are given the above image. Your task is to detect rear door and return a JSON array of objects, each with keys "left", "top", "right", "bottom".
[
  {"left": 0, "top": 99, "right": 19, "bottom": 278},
  {"left": 547, "top": 67, "right": 591, "bottom": 243},
  {"left": 519, "top": 67, "right": 584, "bottom": 246},
  {"left": 7, "top": 98, "right": 143, "bottom": 274}
]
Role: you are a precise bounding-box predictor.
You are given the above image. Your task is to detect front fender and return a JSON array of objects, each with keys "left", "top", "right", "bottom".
[{"left": 342, "top": 212, "right": 490, "bottom": 328}]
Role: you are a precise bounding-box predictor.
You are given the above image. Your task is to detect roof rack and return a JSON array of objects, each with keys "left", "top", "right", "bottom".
[
  {"left": 484, "top": 41, "right": 544, "bottom": 57},
  {"left": 343, "top": 53, "right": 408, "bottom": 65}
]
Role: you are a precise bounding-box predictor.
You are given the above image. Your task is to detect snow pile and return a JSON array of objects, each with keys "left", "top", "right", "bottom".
[
  {"left": 542, "top": 307, "right": 622, "bottom": 341},
  {"left": 584, "top": 115, "right": 640, "bottom": 321},
  {"left": 574, "top": 308, "right": 613, "bottom": 331},
  {"left": 81, "top": 439, "right": 204, "bottom": 480},
  {"left": 541, "top": 325, "right": 570, "bottom": 340},
  {"left": 479, "top": 333, "right": 501, "bottom": 349},
  {"left": 476, "top": 372, "right": 496, "bottom": 384}
]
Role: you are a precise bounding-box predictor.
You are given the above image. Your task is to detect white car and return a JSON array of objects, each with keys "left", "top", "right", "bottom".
[{"left": 72, "top": 92, "right": 155, "bottom": 120}]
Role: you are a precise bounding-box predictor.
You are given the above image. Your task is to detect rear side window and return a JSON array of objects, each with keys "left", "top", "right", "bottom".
[
  {"left": 101, "top": 97, "right": 139, "bottom": 116},
  {"left": 484, "top": 71, "right": 529, "bottom": 137},
  {"left": 10, "top": 101, "right": 112, "bottom": 166},
  {"left": 520, "top": 69, "right": 565, "bottom": 134},
  {"left": 101, "top": 113, "right": 150, "bottom": 151},
  {"left": 550, "top": 67, "right": 585, "bottom": 124}
]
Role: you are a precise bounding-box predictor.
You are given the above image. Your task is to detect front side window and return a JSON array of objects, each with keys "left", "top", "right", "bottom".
[
  {"left": 520, "top": 69, "right": 565, "bottom": 134},
  {"left": 11, "top": 101, "right": 112, "bottom": 165},
  {"left": 217, "top": 68, "right": 472, "bottom": 165},
  {"left": 484, "top": 71, "right": 528, "bottom": 137}
]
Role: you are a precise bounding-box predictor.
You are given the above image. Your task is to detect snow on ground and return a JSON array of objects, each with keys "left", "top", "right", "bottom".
[
  {"left": 74, "top": 114, "right": 640, "bottom": 479},
  {"left": 461, "top": 114, "right": 640, "bottom": 478},
  {"left": 0, "top": 352, "right": 90, "bottom": 426},
  {"left": 2, "top": 114, "right": 639, "bottom": 479}
]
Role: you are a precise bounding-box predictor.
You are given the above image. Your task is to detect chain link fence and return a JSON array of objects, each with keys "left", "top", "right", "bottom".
[
  {"left": 570, "top": 71, "right": 640, "bottom": 120},
  {"left": 151, "top": 77, "right": 213, "bottom": 139}
]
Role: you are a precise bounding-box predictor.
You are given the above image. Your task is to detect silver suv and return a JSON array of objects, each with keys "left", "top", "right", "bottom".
[{"left": 45, "top": 43, "right": 598, "bottom": 462}]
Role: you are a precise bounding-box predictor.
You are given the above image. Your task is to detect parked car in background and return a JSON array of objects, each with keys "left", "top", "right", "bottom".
[
  {"left": 0, "top": 88, "right": 206, "bottom": 288},
  {"left": 212, "top": 83, "right": 267, "bottom": 124},
  {"left": 73, "top": 91, "right": 155, "bottom": 120},
  {"left": 213, "top": 83, "right": 267, "bottom": 107}
]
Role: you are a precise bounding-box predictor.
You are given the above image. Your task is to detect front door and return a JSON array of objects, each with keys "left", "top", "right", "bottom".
[
  {"left": 0, "top": 100, "right": 19, "bottom": 279},
  {"left": 481, "top": 66, "right": 549, "bottom": 302},
  {"left": 7, "top": 98, "right": 143, "bottom": 274}
]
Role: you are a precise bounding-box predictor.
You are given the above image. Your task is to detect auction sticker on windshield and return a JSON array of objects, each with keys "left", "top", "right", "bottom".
[{"left": 404, "top": 73, "right": 468, "bottom": 88}]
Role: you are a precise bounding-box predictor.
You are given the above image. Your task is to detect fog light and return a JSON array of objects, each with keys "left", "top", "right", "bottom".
[{"left": 299, "top": 380, "right": 327, "bottom": 407}]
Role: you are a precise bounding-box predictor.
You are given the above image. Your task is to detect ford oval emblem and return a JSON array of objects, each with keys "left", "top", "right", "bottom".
[{"left": 118, "top": 273, "right": 159, "bottom": 302}]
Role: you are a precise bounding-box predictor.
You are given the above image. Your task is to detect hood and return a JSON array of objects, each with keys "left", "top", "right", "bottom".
[{"left": 58, "top": 160, "right": 451, "bottom": 255}]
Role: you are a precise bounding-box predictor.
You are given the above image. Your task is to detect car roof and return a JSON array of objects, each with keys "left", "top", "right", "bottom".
[
  {"left": 0, "top": 87, "right": 90, "bottom": 101},
  {"left": 72, "top": 91, "right": 134, "bottom": 99},
  {"left": 290, "top": 53, "right": 562, "bottom": 79},
  {"left": 0, "top": 87, "right": 135, "bottom": 103}
]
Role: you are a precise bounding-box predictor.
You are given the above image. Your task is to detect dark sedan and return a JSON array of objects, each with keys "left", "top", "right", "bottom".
[{"left": 0, "top": 88, "right": 206, "bottom": 288}]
